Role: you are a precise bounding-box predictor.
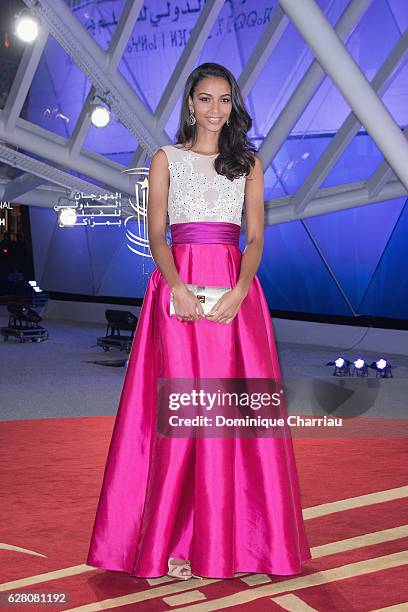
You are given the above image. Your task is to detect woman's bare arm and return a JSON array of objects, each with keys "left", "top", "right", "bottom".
[
  {"left": 147, "top": 149, "right": 184, "bottom": 291},
  {"left": 235, "top": 155, "right": 265, "bottom": 295}
]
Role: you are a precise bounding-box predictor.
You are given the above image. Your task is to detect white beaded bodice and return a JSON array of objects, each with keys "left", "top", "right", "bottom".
[{"left": 158, "top": 144, "right": 246, "bottom": 226}]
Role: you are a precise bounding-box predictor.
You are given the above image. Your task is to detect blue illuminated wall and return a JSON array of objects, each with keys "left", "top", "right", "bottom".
[
  {"left": 27, "top": 0, "right": 408, "bottom": 318},
  {"left": 258, "top": 197, "right": 408, "bottom": 318}
]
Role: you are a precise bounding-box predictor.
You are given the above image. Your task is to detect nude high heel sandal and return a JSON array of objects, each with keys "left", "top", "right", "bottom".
[{"left": 167, "top": 558, "right": 192, "bottom": 580}]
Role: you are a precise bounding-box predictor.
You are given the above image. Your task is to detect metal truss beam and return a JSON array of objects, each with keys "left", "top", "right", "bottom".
[
  {"left": 0, "top": 115, "right": 134, "bottom": 195},
  {"left": 237, "top": 6, "right": 289, "bottom": 99},
  {"left": 2, "top": 172, "right": 44, "bottom": 200},
  {"left": 259, "top": 0, "right": 372, "bottom": 170},
  {"left": 23, "top": 0, "right": 163, "bottom": 154},
  {"left": 3, "top": 28, "right": 48, "bottom": 132},
  {"left": 69, "top": 0, "right": 143, "bottom": 159},
  {"left": 292, "top": 28, "right": 408, "bottom": 213},
  {"left": 0, "top": 142, "right": 120, "bottom": 198},
  {"left": 1, "top": 6, "right": 140, "bottom": 198},
  {"left": 279, "top": 0, "right": 408, "bottom": 193},
  {"left": 23, "top": 0, "right": 225, "bottom": 172},
  {"left": 367, "top": 125, "right": 408, "bottom": 198},
  {"left": 0, "top": 181, "right": 64, "bottom": 207},
  {"left": 264, "top": 180, "right": 407, "bottom": 225},
  {"left": 106, "top": 0, "right": 144, "bottom": 69}
]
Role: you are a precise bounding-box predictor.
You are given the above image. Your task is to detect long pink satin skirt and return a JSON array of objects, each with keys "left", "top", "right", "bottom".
[{"left": 86, "top": 221, "right": 312, "bottom": 578}]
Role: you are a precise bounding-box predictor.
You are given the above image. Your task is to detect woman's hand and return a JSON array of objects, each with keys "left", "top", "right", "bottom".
[
  {"left": 205, "top": 286, "right": 248, "bottom": 324},
  {"left": 171, "top": 285, "right": 205, "bottom": 322}
]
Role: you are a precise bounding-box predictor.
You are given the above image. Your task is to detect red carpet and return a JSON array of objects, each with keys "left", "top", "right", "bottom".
[{"left": 0, "top": 416, "right": 407, "bottom": 611}]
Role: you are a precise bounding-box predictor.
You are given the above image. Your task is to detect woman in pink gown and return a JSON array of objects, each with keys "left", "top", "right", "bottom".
[{"left": 86, "top": 62, "right": 312, "bottom": 580}]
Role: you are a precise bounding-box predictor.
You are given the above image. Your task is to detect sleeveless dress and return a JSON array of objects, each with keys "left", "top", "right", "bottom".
[{"left": 86, "top": 144, "right": 312, "bottom": 578}]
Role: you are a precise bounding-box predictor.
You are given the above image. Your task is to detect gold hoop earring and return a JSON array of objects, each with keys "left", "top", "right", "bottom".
[{"left": 189, "top": 110, "right": 196, "bottom": 125}]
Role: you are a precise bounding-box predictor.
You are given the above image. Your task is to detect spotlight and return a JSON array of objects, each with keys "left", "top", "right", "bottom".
[
  {"left": 352, "top": 358, "right": 368, "bottom": 377},
  {"left": 326, "top": 357, "right": 352, "bottom": 376},
  {"left": 8, "top": 303, "right": 41, "bottom": 324},
  {"left": 15, "top": 10, "right": 39, "bottom": 43},
  {"left": 59, "top": 208, "right": 77, "bottom": 226},
  {"left": 97, "top": 309, "right": 138, "bottom": 353},
  {"left": 90, "top": 97, "right": 111, "bottom": 128},
  {"left": 0, "top": 303, "right": 48, "bottom": 343},
  {"left": 369, "top": 358, "right": 393, "bottom": 379},
  {"left": 28, "top": 280, "right": 42, "bottom": 293}
]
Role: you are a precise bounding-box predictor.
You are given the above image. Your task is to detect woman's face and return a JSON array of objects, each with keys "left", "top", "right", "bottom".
[{"left": 188, "top": 76, "right": 232, "bottom": 132}]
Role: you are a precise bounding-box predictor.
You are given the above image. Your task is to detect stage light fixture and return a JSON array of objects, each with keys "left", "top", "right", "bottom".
[
  {"left": 97, "top": 309, "right": 138, "bottom": 354},
  {"left": 59, "top": 208, "right": 77, "bottom": 226},
  {"left": 8, "top": 304, "right": 41, "bottom": 324},
  {"left": 1, "top": 303, "right": 49, "bottom": 343},
  {"left": 326, "top": 357, "right": 352, "bottom": 376},
  {"left": 15, "top": 10, "right": 39, "bottom": 43},
  {"left": 29, "top": 281, "right": 43, "bottom": 293},
  {"left": 352, "top": 358, "right": 368, "bottom": 377},
  {"left": 90, "top": 97, "right": 111, "bottom": 128},
  {"left": 370, "top": 358, "right": 393, "bottom": 378}
]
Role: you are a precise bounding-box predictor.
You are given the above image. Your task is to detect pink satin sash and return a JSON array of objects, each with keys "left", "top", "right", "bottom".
[{"left": 170, "top": 221, "right": 241, "bottom": 245}]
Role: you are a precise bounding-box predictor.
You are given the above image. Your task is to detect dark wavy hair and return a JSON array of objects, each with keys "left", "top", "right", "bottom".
[{"left": 175, "top": 63, "right": 256, "bottom": 181}]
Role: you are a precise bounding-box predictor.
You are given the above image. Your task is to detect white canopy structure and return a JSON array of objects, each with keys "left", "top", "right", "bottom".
[{"left": 0, "top": 0, "right": 406, "bottom": 223}]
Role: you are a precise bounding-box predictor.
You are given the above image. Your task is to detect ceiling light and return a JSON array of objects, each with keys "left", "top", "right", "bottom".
[
  {"left": 15, "top": 11, "right": 39, "bottom": 43},
  {"left": 90, "top": 98, "right": 111, "bottom": 128}
]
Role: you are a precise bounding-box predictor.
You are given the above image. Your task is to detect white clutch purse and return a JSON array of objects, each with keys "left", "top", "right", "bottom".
[{"left": 170, "top": 284, "right": 231, "bottom": 316}]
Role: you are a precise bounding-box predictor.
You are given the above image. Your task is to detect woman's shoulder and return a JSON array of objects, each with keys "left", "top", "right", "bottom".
[
  {"left": 154, "top": 144, "right": 171, "bottom": 155},
  {"left": 151, "top": 144, "right": 176, "bottom": 166},
  {"left": 149, "top": 146, "right": 173, "bottom": 174},
  {"left": 153, "top": 144, "right": 186, "bottom": 163}
]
